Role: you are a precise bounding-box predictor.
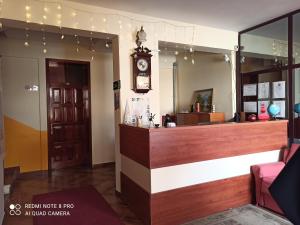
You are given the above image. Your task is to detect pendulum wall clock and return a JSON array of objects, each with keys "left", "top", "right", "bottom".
[{"left": 131, "top": 26, "right": 152, "bottom": 93}]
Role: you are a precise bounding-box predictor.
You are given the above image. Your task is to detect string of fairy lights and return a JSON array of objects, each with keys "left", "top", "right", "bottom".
[
  {"left": 0, "top": 0, "right": 198, "bottom": 60},
  {"left": 160, "top": 45, "right": 196, "bottom": 65}
]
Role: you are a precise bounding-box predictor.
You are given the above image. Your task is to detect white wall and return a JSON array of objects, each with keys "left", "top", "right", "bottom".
[
  {"left": 176, "top": 52, "right": 233, "bottom": 119},
  {"left": 0, "top": 29, "right": 115, "bottom": 165},
  {"left": 159, "top": 54, "right": 176, "bottom": 115},
  {"left": 2, "top": 0, "right": 238, "bottom": 191}
]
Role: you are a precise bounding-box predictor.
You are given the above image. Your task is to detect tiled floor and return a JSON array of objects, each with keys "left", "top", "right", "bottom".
[{"left": 3, "top": 164, "right": 143, "bottom": 225}]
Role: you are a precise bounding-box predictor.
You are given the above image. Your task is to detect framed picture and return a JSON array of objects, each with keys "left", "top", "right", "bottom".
[{"left": 193, "top": 88, "right": 213, "bottom": 112}]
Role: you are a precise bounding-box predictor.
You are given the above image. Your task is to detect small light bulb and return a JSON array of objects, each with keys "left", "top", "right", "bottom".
[
  {"left": 174, "top": 51, "right": 179, "bottom": 55},
  {"left": 72, "top": 12, "right": 77, "bottom": 17},
  {"left": 192, "top": 59, "right": 195, "bottom": 64},
  {"left": 105, "top": 42, "right": 109, "bottom": 48},
  {"left": 44, "top": 7, "right": 48, "bottom": 12},
  {"left": 26, "top": 13, "right": 31, "bottom": 18},
  {"left": 24, "top": 41, "right": 29, "bottom": 47},
  {"left": 76, "top": 47, "right": 79, "bottom": 53},
  {"left": 184, "top": 56, "right": 188, "bottom": 60},
  {"left": 103, "top": 18, "right": 106, "bottom": 22},
  {"left": 61, "top": 34, "right": 64, "bottom": 40},
  {"left": 119, "top": 25, "right": 123, "bottom": 29},
  {"left": 25, "top": 5, "right": 30, "bottom": 11},
  {"left": 57, "top": 14, "right": 62, "bottom": 19},
  {"left": 91, "top": 56, "right": 94, "bottom": 61},
  {"left": 57, "top": 4, "right": 62, "bottom": 10},
  {"left": 189, "top": 47, "right": 193, "bottom": 52},
  {"left": 42, "top": 41, "right": 46, "bottom": 46},
  {"left": 43, "top": 48, "right": 47, "bottom": 54},
  {"left": 43, "top": 15, "right": 47, "bottom": 20}
]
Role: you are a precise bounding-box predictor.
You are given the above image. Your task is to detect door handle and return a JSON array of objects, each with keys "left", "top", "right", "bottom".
[{"left": 50, "top": 125, "right": 53, "bottom": 135}]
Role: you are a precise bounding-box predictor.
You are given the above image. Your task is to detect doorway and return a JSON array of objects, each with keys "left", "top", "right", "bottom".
[{"left": 46, "top": 59, "right": 91, "bottom": 171}]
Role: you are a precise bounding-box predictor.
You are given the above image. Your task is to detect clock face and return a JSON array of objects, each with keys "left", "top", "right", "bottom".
[
  {"left": 137, "top": 58, "right": 148, "bottom": 72},
  {"left": 136, "top": 75, "right": 150, "bottom": 89}
]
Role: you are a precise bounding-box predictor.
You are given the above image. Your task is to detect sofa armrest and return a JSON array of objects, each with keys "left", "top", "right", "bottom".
[
  {"left": 251, "top": 162, "right": 285, "bottom": 206},
  {"left": 252, "top": 162, "right": 285, "bottom": 178}
]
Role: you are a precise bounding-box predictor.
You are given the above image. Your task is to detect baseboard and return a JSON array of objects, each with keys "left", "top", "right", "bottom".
[
  {"left": 92, "top": 162, "right": 115, "bottom": 168},
  {"left": 19, "top": 170, "right": 48, "bottom": 178}
]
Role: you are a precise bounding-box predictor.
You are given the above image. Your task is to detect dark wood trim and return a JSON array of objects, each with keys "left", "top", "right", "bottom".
[
  {"left": 236, "top": 35, "right": 241, "bottom": 112},
  {"left": 46, "top": 58, "right": 92, "bottom": 174},
  {"left": 121, "top": 173, "right": 151, "bottom": 225},
  {"left": 288, "top": 15, "right": 294, "bottom": 141},
  {"left": 92, "top": 162, "right": 115, "bottom": 169},
  {"left": 241, "top": 66, "right": 289, "bottom": 76}
]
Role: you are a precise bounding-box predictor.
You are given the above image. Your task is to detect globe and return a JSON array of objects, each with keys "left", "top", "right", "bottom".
[
  {"left": 268, "top": 104, "right": 280, "bottom": 118},
  {"left": 295, "top": 103, "right": 300, "bottom": 118}
]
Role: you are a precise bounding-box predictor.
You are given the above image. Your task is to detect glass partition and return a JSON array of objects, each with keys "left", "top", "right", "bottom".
[
  {"left": 240, "top": 18, "right": 288, "bottom": 73},
  {"left": 293, "top": 13, "right": 300, "bottom": 65},
  {"left": 294, "top": 68, "right": 300, "bottom": 138}
]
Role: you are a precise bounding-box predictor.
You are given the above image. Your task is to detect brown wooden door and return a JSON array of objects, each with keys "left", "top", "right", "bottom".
[{"left": 47, "top": 59, "right": 91, "bottom": 170}]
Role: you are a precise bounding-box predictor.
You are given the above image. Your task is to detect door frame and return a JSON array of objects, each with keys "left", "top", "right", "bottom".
[{"left": 45, "top": 58, "right": 92, "bottom": 172}]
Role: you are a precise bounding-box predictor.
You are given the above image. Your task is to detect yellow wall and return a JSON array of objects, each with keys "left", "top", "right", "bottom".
[{"left": 4, "top": 116, "right": 48, "bottom": 173}]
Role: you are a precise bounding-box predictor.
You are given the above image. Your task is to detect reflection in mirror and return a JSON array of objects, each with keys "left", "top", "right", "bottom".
[
  {"left": 294, "top": 68, "right": 300, "bottom": 138},
  {"left": 240, "top": 18, "right": 288, "bottom": 73},
  {"left": 159, "top": 42, "right": 233, "bottom": 125},
  {"left": 293, "top": 13, "right": 300, "bottom": 65}
]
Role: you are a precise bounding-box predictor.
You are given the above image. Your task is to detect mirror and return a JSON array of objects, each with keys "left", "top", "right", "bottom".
[{"left": 159, "top": 42, "right": 233, "bottom": 124}]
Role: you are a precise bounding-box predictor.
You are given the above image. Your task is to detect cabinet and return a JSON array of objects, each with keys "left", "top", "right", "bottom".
[{"left": 176, "top": 112, "right": 225, "bottom": 125}]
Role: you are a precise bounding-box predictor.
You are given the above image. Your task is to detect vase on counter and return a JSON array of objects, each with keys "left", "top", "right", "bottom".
[{"left": 195, "top": 102, "right": 200, "bottom": 112}]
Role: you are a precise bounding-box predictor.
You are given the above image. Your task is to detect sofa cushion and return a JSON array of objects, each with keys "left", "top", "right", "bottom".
[{"left": 261, "top": 176, "right": 276, "bottom": 194}]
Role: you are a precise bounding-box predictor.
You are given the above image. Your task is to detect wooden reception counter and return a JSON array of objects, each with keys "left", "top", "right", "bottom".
[{"left": 120, "top": 121, "right": 288, "bottom": 225}]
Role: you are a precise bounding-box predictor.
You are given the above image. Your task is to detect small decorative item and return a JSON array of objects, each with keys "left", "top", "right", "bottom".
[
  {"left": 268, "top": 103, "right": 280, "bottom": 120},
  {"left": 148, "top": 113, "right": 156, "bottom": 128},
  {"left": 154, "top": 124, "right": 160, "bottom": 128},
  {"left": 131, "top": 26, "right": 152, "bottom": 93},
  {"left": 193, "top": 88, "right": 213, "bottom": 112},
  {"left": 294, "top": 103, "right": 300, "bottom": 118},
  {"left": 136, "top": 115, "right": 143, "bottom": 127},
  {"left": 211, "top": 105, "right": 216, "bottom": 113},
  {"left": 248, "top": 114, "right": 257, "bottom": 122},
  {"left": 195, "top": 102, "right": 200, "bottom": 112},
  {"left": 258, "top": 103, "right": 270, "bottom": 121},
  {"left": 164, "top": 114, "right": 172, "bottom": 127},
  {"left": 190, "top": 104, "right": 194, "bottom": 112},
  {"left": 234, "top": 112, "right": 240, "bottom": 122},
  {"left": 166, "top": 122, "right": 176, "bottom": 128}
]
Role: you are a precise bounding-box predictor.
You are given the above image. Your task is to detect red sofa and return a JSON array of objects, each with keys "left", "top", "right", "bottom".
[{"left": 251, "top": 143, "right": 300, "bottom": 214}]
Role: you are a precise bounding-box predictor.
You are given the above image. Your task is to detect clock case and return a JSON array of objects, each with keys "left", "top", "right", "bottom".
[{"left": 131, "top": 46, "right": 152, "bottom": 93}]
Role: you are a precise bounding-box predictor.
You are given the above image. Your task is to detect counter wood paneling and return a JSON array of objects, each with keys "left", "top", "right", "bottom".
[
  {"left": 120, "top": 121, "right": 288, "bottom": 169},
  {"left": 120, "top": 120, "right": 288, "bottom": 225}
]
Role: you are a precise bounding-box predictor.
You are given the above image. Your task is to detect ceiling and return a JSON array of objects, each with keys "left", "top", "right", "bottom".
[{"left": 70, "top": 0, "right": 300, "bottom": 31}]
